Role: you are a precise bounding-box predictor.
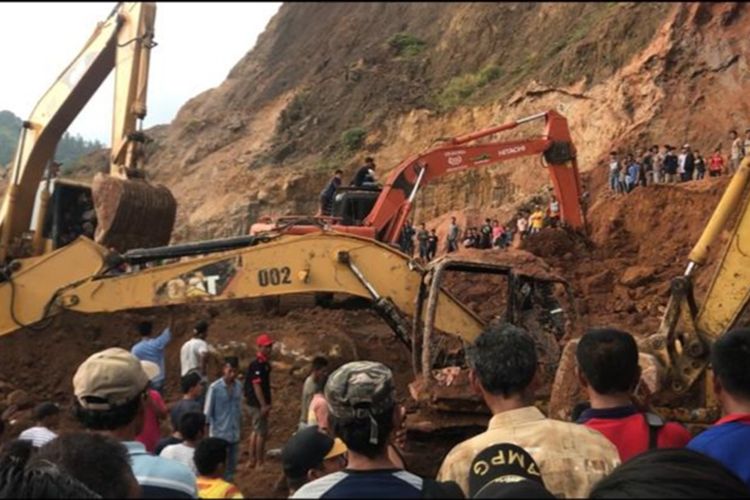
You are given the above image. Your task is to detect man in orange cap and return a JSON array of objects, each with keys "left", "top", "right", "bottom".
[{"left": 245, "top": 333, "right": 274, "bottom": 468}]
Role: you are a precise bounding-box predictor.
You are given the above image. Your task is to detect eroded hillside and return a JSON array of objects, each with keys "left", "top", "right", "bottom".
[{"left": 125, "top": 2, "right": 749, "bottom": 241}]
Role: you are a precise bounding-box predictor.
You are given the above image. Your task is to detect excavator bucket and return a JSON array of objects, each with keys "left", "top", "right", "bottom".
[{"left": 91, "top": 173, "right": 177, "bottom": 252}]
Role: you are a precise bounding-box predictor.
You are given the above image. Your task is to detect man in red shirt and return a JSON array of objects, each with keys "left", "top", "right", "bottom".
[
  {"left": 575, "top": 328, "right": 691, "bottom": 461},
  {"left": 708, "top": 147, "right": 725, "bottom": 177},
  {"left": 245, "top": 333, "right": 274, "bottom": 469}
]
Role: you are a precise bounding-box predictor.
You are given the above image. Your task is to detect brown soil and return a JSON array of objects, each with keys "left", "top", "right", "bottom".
[
  {"left": 523, "top": 174, "right": 734, "bottom": 336},
  {"left": 0, "top": 173, "right": 744, "bottom": 497}
]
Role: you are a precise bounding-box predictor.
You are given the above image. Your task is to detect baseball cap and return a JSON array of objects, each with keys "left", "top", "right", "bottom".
[
  {"left": 324, "top": 361, "right": 395, "bottom": 445},
  {"left": 257, "top": 333, "right": 274, "bottom": 347},
  {"left": 469, "top": 443, "right": 554, "bottom": 499},
  {"left": 281, "top": 426, "right": 347, "bottom": 479},
  {"left": 73, "top": 348, "right": 150, "bottom": 410}
]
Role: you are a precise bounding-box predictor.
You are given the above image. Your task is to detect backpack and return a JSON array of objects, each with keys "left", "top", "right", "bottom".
[{"left": 643, "top": 412, "right": 665, "bottom": 450}]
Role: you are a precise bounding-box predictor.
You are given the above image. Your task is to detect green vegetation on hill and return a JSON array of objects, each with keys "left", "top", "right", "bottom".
[{"left": 0, "top": 110, "right": 104, "bottom": 171}]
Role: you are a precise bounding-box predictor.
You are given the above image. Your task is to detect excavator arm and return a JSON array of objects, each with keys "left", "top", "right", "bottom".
[
  {"left": 366, "top": 110, "right": 585, "bottom": 243},
  {"left": 0, "top": 231, "right": 484, "bottom": 341},
  {"left": 644, "top": 157, "right": 750, "bottom": 395},
  {"left": 549, "top": 158, "right": 750, "bottom": 423},
  {"left": 0, "top": 2, "right": 175, "bottom": 262}
]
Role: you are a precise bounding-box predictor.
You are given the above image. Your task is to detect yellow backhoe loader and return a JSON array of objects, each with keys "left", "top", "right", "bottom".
[
  {"left": 550, "top": 157, "right": 750, "bottom": 428},
  {"left": 0, "top": 2, "right": 176, "bottom": 263}
]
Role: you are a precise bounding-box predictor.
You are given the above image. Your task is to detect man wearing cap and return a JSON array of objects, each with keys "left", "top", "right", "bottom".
[
  {"left": 204, "top": 357, "right": 243, "bottom": 482},
  {"left": 292, "top": 361, "right": 462, "bottom": 498},
  {"left": 245, "top": 333, "right": 274, "bottom": 469},
  {"left": 282, "top": 425, "right": 348, "bottom": 495},
  {"left": 436, "top": 323, "right": 620, "bottom": 498},
  {"left": 72, "top": 347, "right": 197, "bottom": 498},
  {"left": 18, "top": 402, "right": 60, "bottom": 448}
]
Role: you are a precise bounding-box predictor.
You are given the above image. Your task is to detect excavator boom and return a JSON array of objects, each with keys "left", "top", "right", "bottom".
[
  {"left": 0, "top": 231, "right": 484, "bottom": 341},
  {"left": 370, "top": 110, "right": 584, "bottom": 243}
]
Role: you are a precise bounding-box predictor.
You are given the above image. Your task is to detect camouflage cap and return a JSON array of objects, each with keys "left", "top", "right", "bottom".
[{"left": 325, "top": 361, "right": 395, "bottom": 419}]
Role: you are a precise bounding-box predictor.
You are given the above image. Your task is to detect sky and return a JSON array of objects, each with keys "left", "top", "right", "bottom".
[{"left": 0, "top": 2, "right": 282, "bottom": 144}]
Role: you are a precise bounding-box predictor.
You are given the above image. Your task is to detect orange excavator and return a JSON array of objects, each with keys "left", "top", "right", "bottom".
[{"left": 250, "top": 110, "right": 585, "bottom": 243}]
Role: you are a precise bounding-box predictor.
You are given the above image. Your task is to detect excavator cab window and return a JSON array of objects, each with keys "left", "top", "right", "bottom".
[
  {"left": 42, "top": 182, "right": 97, "bottom": 249},
  {"left": 332, "top": 188, "right": 380, "bottom": 226}
]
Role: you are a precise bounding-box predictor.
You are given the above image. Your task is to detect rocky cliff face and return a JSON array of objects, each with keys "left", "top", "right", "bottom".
[{"left": 138, "top": 2, "right": 749, "bottom": 240}]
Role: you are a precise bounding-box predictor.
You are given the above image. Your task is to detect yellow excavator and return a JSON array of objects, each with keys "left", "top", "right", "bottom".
[
  {"left": 0, "top": 2, "right": 176, "bottom": 263},
  {"left": 550, "top": 157, "right": 750, "bottom": 428}
]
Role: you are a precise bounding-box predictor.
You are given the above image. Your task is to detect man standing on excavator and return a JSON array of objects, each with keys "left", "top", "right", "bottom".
[
  {"left": 350, "top": 157, "right": 377, "bottom": 187},
  {"left": 319, "top": 170, "right": 343, "bottom": 216}
]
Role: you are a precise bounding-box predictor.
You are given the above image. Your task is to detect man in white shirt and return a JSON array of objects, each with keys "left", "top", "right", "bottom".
[
  {"left": 181, "top": 320, "right": 210, "bottom": 377},
  {"left": 160, "top": 411, "right": 206, "bottom": 475},
  {"left": 181, "top": 320, "right": 211, "bottom": 408},
  {"left": 19, "top": 402, "right": 60, "bottom": 447}
]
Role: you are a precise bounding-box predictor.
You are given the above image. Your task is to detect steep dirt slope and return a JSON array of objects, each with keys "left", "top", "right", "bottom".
[{"left": 132, "top": 2, "right": 749, "bottom": 241}]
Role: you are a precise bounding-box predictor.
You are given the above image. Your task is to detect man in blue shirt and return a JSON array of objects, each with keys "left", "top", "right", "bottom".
[
  {"left": 204, "top": 357, "right": 243, "bottom": 482},
  {"left": 319, "top": 169, "right": 343, "bottom": 216},
  {"left": 688, "top": 328, "right": 750, "bottom": 487},
  {"left": 73, "top": 347, "right": 197, "bottom": 498},
  {"left": 131, "top": 320, "right": 171, "bottom": 394}
]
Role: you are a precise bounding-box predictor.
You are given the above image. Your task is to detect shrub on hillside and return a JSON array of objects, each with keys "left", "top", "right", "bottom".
[
  {"left": 387, "top": 33, "right": 426, "bottom": 57},
  {"left": 341, "top": 127, "right": 366, "bottom": 151}
]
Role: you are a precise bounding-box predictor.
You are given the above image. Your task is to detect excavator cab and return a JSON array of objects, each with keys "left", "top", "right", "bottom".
[
  {"left": 331, "top": 187, "right": 381, "bottom": 226},
  {"left": 406, "top": 251, "right": 577, "bottom": 431},
  {"left": 42, "top": 180, "right": 97, "bottom": 251}
]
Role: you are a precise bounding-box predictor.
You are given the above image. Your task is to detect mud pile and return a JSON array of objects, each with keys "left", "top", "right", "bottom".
[{"left": 522, "top": 175, "right": 733, "bottom": 335}]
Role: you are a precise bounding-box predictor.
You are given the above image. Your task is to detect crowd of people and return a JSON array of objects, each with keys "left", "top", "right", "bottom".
[
  {"left": 607, "top": 129, "right": 750, "bottom": 194},
  {"left": 397, "top": 196, "right": 561, "bottom": 261},
  {"left": 1, "top": 317, "right": 749, "bottom": 498}
]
